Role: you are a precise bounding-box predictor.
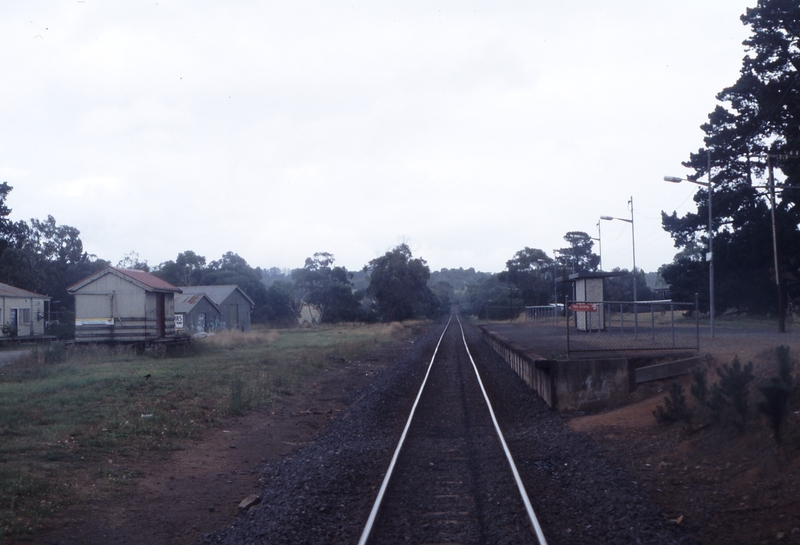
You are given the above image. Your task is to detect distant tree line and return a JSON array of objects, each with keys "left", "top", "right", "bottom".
[
  {"left": 456, "top": 231, "right": 654, "bottom": 320},
  {"left": 0, "top": 182, "right": 660, "bottom": 330},
  {"left": 0, "top": 185, "right": 447, "bottom": 328}
]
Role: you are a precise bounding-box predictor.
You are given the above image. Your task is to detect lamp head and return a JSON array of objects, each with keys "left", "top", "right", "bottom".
[
  {"left": 600, "top": 215, "right": 614, "bottom": 221},
  {"left": 664, "top": 176, "right": 683, "bottom": 183}
]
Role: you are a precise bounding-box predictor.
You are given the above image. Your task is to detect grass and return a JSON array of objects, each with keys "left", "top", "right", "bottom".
[{"left": 0, "top": 322, "right": 414, "bottom": 539}]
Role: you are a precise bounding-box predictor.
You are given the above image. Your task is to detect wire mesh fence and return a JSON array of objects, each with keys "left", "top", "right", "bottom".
[
  {"left": 524, "top": 305, "right": 563, "bottom": 326},
  {"left": 565, "top": 298, "right": 699, "bottom": 354}
]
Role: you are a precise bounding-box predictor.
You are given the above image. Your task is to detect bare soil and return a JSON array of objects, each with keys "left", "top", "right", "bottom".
[
  {"left": 11, "top": 327, "right": 800, "bottom": 545},
  {"left": 569, "top": 332, "right": 800, "bottom": 545},
  {"left": 18, "top": 344, "right": 406, "bottom": 545}
]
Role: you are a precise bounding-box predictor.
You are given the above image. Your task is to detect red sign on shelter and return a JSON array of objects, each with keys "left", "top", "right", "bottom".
[{"left": 570, "top": 303, "right": 597, "bottom": 312}]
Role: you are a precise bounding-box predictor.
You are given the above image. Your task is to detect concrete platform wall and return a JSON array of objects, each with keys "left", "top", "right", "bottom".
[
  {"left": 480, "top": 328, "right": 555, "bottom": 408},
  {"left": 480, "top": 325, "right": 699, "bottom": 414}
]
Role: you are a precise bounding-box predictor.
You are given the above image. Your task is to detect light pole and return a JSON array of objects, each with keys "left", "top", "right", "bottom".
[
  {"left": 665, "top": 152, "right": 714, "bottom": 338},
  {"left": 600, "top": 196, "right": 637, "bottom": 303},
  {"left": 593, "top": 220, "right": 603, "bottom": 272}
]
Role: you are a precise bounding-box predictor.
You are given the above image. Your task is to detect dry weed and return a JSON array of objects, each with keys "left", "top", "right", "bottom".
[
  {"left": 198, "top": 327, "right": 280, "bottom": 348},
  {"left": 377, "top": 322, "right": 413, "bottom": 341}
]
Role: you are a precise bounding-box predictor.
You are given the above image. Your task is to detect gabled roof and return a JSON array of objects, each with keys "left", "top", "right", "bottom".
[
  {"left": 0, "top": 282, "right": 50, "bottom": 299},
  {"left": 179, "top": 285, "right": 254, "bottom": 307},
  {"left": 174, "top": 292, "right": 221, "bottom": 314},
  {"left": 68, "top": 267, "right": 182, "bottom": 294}
]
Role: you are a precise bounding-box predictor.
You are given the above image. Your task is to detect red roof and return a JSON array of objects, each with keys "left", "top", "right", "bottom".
[
  {"left": 112, "top": 268, "right": 181, "bottom": 292},
  {"left": 68, "top": 267, "right": 182, "bottom": 294}
]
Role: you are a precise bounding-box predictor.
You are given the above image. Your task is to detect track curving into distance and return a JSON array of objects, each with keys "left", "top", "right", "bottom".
[{"left": 358, "top": 316, "right": 547, "bottom": 545}]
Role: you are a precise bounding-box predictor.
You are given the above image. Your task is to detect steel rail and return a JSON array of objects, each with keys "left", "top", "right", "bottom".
[
  {"left": 357, "top": 316, "right": 452, "bottom": 545},
  {"left": 358, "top": 315, "right": 547, "bottom": 545},
  {"left": 456, "top": 316, "right": 548, "bottom": 545}
]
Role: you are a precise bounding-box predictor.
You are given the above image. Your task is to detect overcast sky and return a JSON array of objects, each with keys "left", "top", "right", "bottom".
[{"left": 2, "top": 1, "right": 755, "bottom": 274}]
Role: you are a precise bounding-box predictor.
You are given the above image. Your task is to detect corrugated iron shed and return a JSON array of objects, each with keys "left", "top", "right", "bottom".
[
  {"left": 174, "top": 292, "right": 221, "bottom": 314},
  {"left": 68, "top": 267, "right": 182, "bottom": 294},
  {"left": 179, "top": 285, "right": 254, "bottom": 307}
]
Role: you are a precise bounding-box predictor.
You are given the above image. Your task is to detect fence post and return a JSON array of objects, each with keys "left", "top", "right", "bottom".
[
  {"left": 695, "top": 293, "right": 700, "bottom": 349},
  {"left": 565, "top": 296, "right": 571, "bottom": 356},
  {"left": 650, "top": 303, "right": 655, "bottom": 342},
  {"left": 671, "top": 301, "right": 675, "bottom": 348}
]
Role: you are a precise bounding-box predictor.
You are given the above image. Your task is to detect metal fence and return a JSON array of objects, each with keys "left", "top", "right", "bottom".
[
  {"left": 524, "top": 305, "right": 563, "bottom": 326},
  {"left": 565, "top": 298, "right": 699, "bottom": 354}
]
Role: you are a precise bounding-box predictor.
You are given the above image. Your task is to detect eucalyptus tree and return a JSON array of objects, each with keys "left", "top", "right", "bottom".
[
  {"left": 364, "top": 244, "right": 438, "bottom": 322},
  {"left": 292, "top": 252, "right": 362, "bottom": 323}
]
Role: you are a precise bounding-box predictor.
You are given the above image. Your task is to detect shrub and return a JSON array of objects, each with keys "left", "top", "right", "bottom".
[
  {"left": 756, "top": 345, "right": 795, "bottom": 443},
  {"left": 654, "top": 381, "right": 693, "bottom": 425},
  {"left": 1, "top": 323, "right": 17, "bottom": 338},
  {"left": 716, "top": 357, "right": 755, "bottom": 430},
  {"left": 690, "top": 367, "right": 724, "bottom": 423},
  {"left": 708, "top": 383, "right": 727, "bottom": 424},
  {"left": 690, "top": 368, "right": 709, "bottom": 406},
  {"left": 229, "top": 376, "right": 252, "bottom": 416}
]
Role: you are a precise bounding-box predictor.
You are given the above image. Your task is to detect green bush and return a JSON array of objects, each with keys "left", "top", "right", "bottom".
[
  {"left": 689, "top": 367, "right": 721, "bottom": 423},
  {"left": 690, "top": 367, "right": 708, "bottom": 405},
  {"left": 1, "top": 323, "right": 17, "bottom": 338},
  {"left": 708, "top": 383, "right": 727, "bottom": 424},
  {"left": 716, "top": 357, "right": 755, "bottom": 430},
  {"left": 654, "top": 381, "right": 693, "bottom": 425},
  {"left": 756, "top": 345, "right": 795, "bottom": 443}
]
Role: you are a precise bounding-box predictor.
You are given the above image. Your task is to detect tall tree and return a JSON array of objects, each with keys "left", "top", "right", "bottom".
[
  {"left": 364, "top": 244, "right": 438, "bottom": 322},
  {"left": 554, "top": 231, "right": 600, "bottom": 274},
  {"left": 498, "top": 247, "right": 554, "bottom": 306},
  {"left": 292, "top": 252, "right": 362, "bottom": 323},
  {"left": 0, "top": 215, "right": 106, "bottom": 310},
  {"left": 662, "top": 0, "right": 800, "bottom": 315},
  {"left": 263, "top": 280, "right": 301, "bottom": 326},
  {"left": 0, "top": 182, "right": 14, "bottom": 261},
  {"left": 154, "top": 251, "right": 207, "bottom": 286},
  {"left": 157, "top": 252, "right": 266, "bottom": 324},
  {"left": 117, "top": 251, "right": 150, "bottom": 271}
]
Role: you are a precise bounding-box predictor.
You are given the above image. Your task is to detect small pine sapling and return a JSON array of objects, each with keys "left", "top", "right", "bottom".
[
  {"left": 690, "top": 368, "right": 708, "bottom": 405},
  {"left": 708, "top": 383, "right": 726, "bottom": 424},
  {"left": 690, "top": 367, "right": 718, "bottom": 423},
  {"left": 653, "top": 381, "right": 693, "bottom": 425},
  {"left": 756, "top": 346, "right": 795, "bottom": 443},
  {"left": 716, "top": 357, "right": 755, "bottom": 430}
]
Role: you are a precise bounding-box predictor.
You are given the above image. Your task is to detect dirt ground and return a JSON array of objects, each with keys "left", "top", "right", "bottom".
[
  {"left": 13, "top": 328, "right": 800, "bottom": 545},
  {"left": 569, "top": 332, "right": 800, "bottom": 545},
  {"left": 22, "top": 345, "right": 405, "bottom": 545}
]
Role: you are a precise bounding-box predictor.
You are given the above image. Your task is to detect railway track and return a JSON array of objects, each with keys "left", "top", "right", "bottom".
[
  {"left": 359, "top": 316, "right": 547, "bottom": 545},
  {"left": 206, "top": 318, "right": 696, "bottom": 545}
]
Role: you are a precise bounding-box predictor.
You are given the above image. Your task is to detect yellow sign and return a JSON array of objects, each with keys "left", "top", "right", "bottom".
[{"left": 76, "top": 318, "right": 114, "bottom": 326}]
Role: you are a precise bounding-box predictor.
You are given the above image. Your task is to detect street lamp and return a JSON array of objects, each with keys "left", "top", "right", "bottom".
[
  {"left": 593, "top": 220, "right": 603, "bottom": 272},
  {"left": 600, "top": 196, "right": 637, "bottom": 304},
  {"left": 665, "top": 152, "right": 714, "bottom": 338}
]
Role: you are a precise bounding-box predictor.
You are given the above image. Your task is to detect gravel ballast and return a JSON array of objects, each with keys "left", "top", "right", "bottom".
[{"left": 204, "top": 319, "right": 697, "bottom": 545}]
